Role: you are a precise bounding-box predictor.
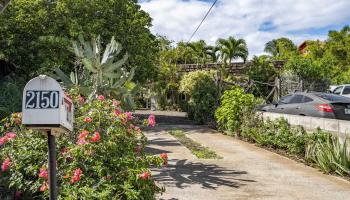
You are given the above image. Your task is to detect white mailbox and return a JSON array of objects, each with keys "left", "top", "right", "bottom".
[{"left": 22, "top": 75, "right": 74, "bottom": 135}]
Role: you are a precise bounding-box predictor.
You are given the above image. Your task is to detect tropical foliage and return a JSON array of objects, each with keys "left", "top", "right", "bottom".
[
  {"left": 247, "top": 55, "right": 278, "bottom": 97},
  {"left": 153, "top": 36, "right": 248, "bottom": 111},
  {"left": 215, "top": 87, "right": 261, "bottom": 133},
  {"left": 0, "top": 92, "right": 166, "bottom": 199},
  {"left": 0, "top": 0, "right": 158, "bottom": 83},
  {"left": 217, "top": 36, "right": 248, "bottom": 64},
  {"left": 264, "top": 37, "right": 297, "bottom": 59},
  {"left": 0, "top": 0, "right": 160, "bottom": 118},
  {"left": 179, "top": 71, "right": 218, "bottom": 124},
  {"left": 306, "top": 136, "right": 350, "bottom": 176},
  {"left": 214, "top": 86, "right": 350, "bottom": 178},
  {"left": 267, "top": 26, "right": 350, "bottom": 90}
]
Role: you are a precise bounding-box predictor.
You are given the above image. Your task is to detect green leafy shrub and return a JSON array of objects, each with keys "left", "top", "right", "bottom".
[
  {"left": 240, "top": 116, "right": 334, "bottom": 157},
  {"left": 179, "top": 71, "right": 218, "bottom": 124},
  {"left": 239, "top": 115, "right": 350, "bottom": 177},
  {"left": 215, "top": 87, "right": 260, "bottom": 134},
  {"left": 0, "top": 90, "right": 166, "bottom": 199},
  {"left": 240, "top": 117, "right": 309, "bottom": 156}
]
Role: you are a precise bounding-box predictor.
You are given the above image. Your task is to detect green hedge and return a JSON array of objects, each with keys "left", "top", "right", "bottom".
[
  {"left": 179, "top": 71, "right": 219, "bottom": 124},
  {"left": 215, "top": 87, "right": 260, "bottom": 134}
]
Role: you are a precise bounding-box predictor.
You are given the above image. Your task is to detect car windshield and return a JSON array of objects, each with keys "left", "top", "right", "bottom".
[{"left": 315, "top": 93, "right": 350, "bottom": 102}]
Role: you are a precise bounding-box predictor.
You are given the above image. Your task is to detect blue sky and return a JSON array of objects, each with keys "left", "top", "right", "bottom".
[{"left": 139, "top": 0, "right": 350, "bottom": 57}]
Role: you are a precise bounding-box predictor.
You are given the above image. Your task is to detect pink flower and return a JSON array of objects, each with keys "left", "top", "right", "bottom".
[
  {"left": 114, "top": 109, "right": 121, "bottom": 116},
  {"left": 77, "top": 130, "right": 90, "bottom": 145},
  {"left": 160, "top": 153, "right": 168, "bottom": 165},
  {"left": 134, "top": 126, "right": 141, "bottom": 133},
  {"left": 0, "top": 136, "right": 8, "bottom": 146},
  {"left": 71, "top": 168, "right": 83, "bottom": 183},
  {"left": 78, "top": 130, "right": 89, "bottom": 139},
  {"left": 39, "top": 168, "right": 48, "bottom": 179},
  {"left": 1, "top": 158, "right": 11, "bottom": 172},
  {"left": 6, "top": 132, "right": 16, "bottom": 140},
  {"left": 148, "top": 115, "right": 156, "bottom": 127},
  {"left": 79, "top": 96, "right": 85, "bottom": 105},
  {"left": 160, "top": 153, "right": 168, "bottom": 160},
  {"left": 125, "top": 112, "right": 133, "bottom": 121},
  {"left": 139, "top": 171, "right": 151, "bottom": 180},
  {"left": 98, "top": 95, "right": 105, "bottom": 101},
  {"left": 90, "top": 132, "right": 101, "bottom": 143},
  {"left": 112, "top": 100, "right": 121, "bottom": 107},
  {"left": 83, "top": 117, "right": 92, "bottom": 123},
  {"left": 77, "top": 138, "right": 87, "bottom": 145},
  {"left": 39, "top": 182, "right": 48, "bottom": 191}
]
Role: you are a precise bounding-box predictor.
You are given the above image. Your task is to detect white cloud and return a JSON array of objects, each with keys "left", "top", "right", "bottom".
[{"left": 140, "top": 0, "right": 350, "bottom": 57}]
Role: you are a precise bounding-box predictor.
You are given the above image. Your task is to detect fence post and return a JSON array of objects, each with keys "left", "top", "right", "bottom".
[{"left": 274, "top": 77, "right": 281, "bottom": 100}]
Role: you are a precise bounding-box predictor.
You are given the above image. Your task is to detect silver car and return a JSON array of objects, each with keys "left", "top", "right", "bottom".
[{"left": 260, "top": 92, "right": 350, "bottom": 120}]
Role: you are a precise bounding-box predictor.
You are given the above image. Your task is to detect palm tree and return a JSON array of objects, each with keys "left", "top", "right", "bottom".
[
  {"left": 213, "top": 37, "right": 248, "bottom": 98},
  {"left": 217, "top": 36, "right": 248, "bottom": 64},
  {"left": 264, "top": 37, "right": 296, "bottom": 57},
  {"left": 206, "top": 45, "right": 220, "bottom": 63},
  {"left": 187, "top": 40, "right": 209, "bottom": 64},
  {"left": 264, "top": 39, "right": 278, "bottom": 57}
]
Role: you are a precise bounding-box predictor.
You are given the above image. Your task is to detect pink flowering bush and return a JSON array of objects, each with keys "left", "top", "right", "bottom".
[{"left": 0, "top": 90, "right": 165, "bottom": 199}]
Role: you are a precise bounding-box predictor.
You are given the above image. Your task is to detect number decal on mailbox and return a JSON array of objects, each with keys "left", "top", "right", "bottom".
[{"left": 25, "top": 91, "right": 59, "bottom": 109}]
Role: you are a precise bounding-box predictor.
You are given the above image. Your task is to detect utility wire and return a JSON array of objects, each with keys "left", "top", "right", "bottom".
[{"left": 187, "top": 0, "right": 218, "bottom": 43}]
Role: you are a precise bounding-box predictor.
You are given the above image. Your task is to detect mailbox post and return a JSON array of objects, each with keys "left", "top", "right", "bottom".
[{"left": 22, "top": 75, "right": 74, "bottom": 200}]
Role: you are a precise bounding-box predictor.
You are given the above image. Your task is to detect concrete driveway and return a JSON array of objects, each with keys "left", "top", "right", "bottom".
[{"left": 143, "top": 121, "right": 350, "bottom": 200}]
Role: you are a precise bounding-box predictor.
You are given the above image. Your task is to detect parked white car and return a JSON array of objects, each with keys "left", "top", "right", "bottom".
[{"left": 329, "top": 85, "right": 350, "bottom": 98}]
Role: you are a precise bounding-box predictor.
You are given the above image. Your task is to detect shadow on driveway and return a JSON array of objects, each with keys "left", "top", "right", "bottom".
[{"left": 153, "top": 159, "right": 255, "bottom": 190}]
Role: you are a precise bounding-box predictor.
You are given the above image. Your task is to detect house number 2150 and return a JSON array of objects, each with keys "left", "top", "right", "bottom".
[{"left": 25, "top": 91, "right": 60, "bottom": 109}]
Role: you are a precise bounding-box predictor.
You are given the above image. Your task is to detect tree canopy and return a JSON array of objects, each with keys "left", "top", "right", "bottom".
[
  {"left": 0, "top": 0, "right": 158, "bottom": 83},
  {"left": 264, "top": 37, "right": 297, "bottom": 59}
]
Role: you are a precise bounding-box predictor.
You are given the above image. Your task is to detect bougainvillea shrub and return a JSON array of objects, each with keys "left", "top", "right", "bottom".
[{"left": 0, "top": 92, "right": 166, "bottom": 199}]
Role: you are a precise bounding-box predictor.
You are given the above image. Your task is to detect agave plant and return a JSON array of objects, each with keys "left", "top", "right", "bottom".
[
  {"left": 71, "top": 35, "right": 134, "bottom": 98},
  {"left": 52, "top": 66, "right": 92, "bottom": 96},
  {"left": 306, "top": 135, "right": 350, "bottom": 176}
]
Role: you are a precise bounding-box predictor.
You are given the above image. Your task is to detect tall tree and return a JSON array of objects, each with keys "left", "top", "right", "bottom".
[
  {"left": 326, "top": 25, "right": 350, "bottom": 66},
  {"left": 264, "top": 37, "right": 297, "bottom": 58},
  {"left": 206, "top": 45, "right": 220, "bottom": 63},
  {"left": 187, "top": 40, "right": 210, "bottom": 64},
  {"left": 0, "top": 0, "right": 158, "bottom": 83},
  {"left": 217, "top": 36, "right": 248, "bottom": 64},
  {"left": 264, "top": 39, "right": 278, "bottom": 57}
]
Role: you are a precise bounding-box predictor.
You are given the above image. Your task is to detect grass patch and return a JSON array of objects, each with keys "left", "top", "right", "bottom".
[{"left": 169, "top": 129, "right": 222, "bottom": 159}]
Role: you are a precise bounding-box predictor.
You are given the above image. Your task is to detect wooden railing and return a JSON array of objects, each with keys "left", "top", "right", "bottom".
[{"left": 178, "top": 60, "right": 286, "bottom": 75}]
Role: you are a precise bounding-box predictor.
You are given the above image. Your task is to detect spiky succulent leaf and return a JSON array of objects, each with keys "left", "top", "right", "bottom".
[
  {"left": 104, "top": 53, "right": 129, "bottom": 73},
  {"left": 54, "top": 68, "right": 73, "bottom": 86},
  {"left": 82, "top": 58, "right": 98, "bottom": 73}
]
